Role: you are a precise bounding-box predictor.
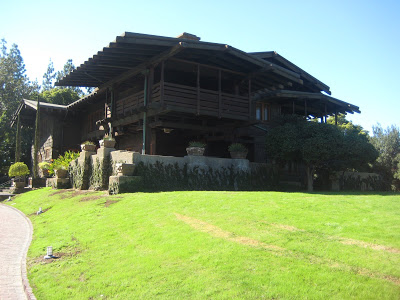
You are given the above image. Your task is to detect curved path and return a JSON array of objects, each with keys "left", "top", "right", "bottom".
[{"left": 0, "top": 204, "right": 35, "bottom": 300}]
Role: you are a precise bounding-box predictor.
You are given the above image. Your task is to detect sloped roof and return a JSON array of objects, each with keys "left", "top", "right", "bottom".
[
  {"left": 250, "top": 51, "right": 331, "bottom": 94},
  {"left": 22, "top": 99, "right": 67, "bottom": 110},
  {"left": 255, "top": 90, "right": 360, "bottom": 115},
  {"left": 56, "top": 32, "right": 307, "bottom": 91},
  {"left": 11, "top": 99, "right": 67, "bottom": 127}
]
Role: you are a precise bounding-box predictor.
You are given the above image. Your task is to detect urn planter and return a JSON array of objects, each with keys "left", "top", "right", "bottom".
[
  {"left": 81, "top": 144, "right": 96, "bottom": 152},
  {"left": 186, "top": 147, "right": 205, "bottom": 156},
  {"left": 99, "top": 139, "right": 116, "bottom": 148},
  {"left": 14, "top": 181, "right": 25, "bottom": 189}
]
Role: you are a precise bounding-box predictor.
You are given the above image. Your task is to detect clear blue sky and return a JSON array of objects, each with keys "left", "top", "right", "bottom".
[{"left": 2, "top": 0, "right": 399, "bottom": 134}]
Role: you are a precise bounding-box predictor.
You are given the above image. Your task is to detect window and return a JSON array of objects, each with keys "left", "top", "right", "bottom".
[{"left": 256, "top": 103, "right": 270, "bottom": 121}]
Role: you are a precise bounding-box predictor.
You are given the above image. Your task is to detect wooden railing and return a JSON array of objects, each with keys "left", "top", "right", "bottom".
[
  {"left": 163, "top": 82, "right": 249, "bottom": 120},
  {"left": 115, "top": 81, "right": 249, "bottom": 120}
]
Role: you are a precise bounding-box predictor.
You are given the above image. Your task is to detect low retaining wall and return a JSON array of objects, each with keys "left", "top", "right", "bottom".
[
  {"left": 69, "top": 149, "right": 275, "bottom": 194},
  {"left": 331, "top": 171, "right": 383, "bottom": 191},
  {"left": 110, "top": 151, "right": 251, "bottom": 172}
]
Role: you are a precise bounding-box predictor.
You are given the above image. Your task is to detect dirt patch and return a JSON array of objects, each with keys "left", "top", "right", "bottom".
[
  {"left": 104, "top": 199, "right": 119, "bottom": 207},
  {"left": 60, "top": 190, "right": 93, "bottom": 199},
  {"left": 49, "top": 189, "right": 94, "bottom": 199},
  {"left": 175, "top": 213, "right": 400, "bottom": 286},
  {"left": 260, "top": 221, "right": 304, "bottom": 232},
  {"left": 29, "top": 207, "right": 52, "bottom": 216},
  {"left": 80, "top": 195, "right": 107, "bottom": 202},
  {"left": 49, "top": 189, "right": 74, "bottom": 196},
  {"left": 337, "top": 237, "right": 400, "bottom": 254},
  {"left": 271, "top": 223, "right": 304, "bottom": 232},
  {"left": 175, "top": 213, "right": 284, "bottom": 252},
  {"left": 28, "top": 248, "right": 82, "bottom": 266}
]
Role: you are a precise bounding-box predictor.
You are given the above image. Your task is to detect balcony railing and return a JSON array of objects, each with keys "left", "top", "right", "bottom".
[{"left": 115, "top": 81, "right": 250, "bottom": 121}]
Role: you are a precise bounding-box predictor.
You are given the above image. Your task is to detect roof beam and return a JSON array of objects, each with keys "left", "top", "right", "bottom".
[{"left": 98, "top": 43, "right": 185, "bottom": 89}]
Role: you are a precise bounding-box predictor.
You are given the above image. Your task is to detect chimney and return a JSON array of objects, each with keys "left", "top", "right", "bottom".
[{"left": 176, "top": 32, "right": 201, "bottom": 41}]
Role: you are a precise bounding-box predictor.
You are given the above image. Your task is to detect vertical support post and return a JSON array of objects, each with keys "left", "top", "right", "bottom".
[
  {"left": 110, "top": 87, "right": 115, "bottom": 118},
  {"left": 105, "top": 88, "right": 108, "bottom": 119},
  {"left": 142, "top": 70, "right": 149, "bottom": 155},
  {"left": 160, "top": 61, "right": 165, "bottom": 107},
  {"left": 304, "top": 99, "right": 307, "bottom": 118},
  {"left": 324, "top": 102, "right": 327, "bottom": 123},
  {"left": 292, "top": 100, "right": 295, "bottom": 114},
  {"left": 335, "top": 108, "right": 338, "bottom": 126},
  {"left": 196, "top": 64, "right": 200, "bottom": 115},
  {"left": 248, "top": 78, "right": 252, "bottom": 120},
  {"left": 218, "top": 69, "right": 222, "bottom": 118},
  {"left": 148, "top": 67, "right": 154, "bottom": 104}
]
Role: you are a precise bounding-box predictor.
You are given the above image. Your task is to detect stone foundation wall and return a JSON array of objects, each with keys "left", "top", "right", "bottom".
[
  {"left": 69, "top": 148, "right": 274, "bottom": 194},
  {"left": 331, "top": 171, "right": 383, "bottom": 191}
]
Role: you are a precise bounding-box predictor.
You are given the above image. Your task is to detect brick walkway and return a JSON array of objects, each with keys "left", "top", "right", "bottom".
[{"left": 0, "top": 204, "right": 35, "bottom": 300}]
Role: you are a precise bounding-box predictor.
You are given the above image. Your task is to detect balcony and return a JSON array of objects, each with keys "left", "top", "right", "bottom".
[{"left": 115, "top": 81, "right": 250, "bottom": 121}]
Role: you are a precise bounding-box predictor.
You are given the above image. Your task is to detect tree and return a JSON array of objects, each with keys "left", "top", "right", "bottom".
[
  {"left": 266, "top": 116, "right": 377, "bottom": 192},
  {"left": 42, "top": 59, "right": 56, "bottom": 91},
  {"left": 327, "top": 114, "right": 378, "bottom": 172},
  {"left": 370, "top": 124, "right": 400, "bottom": 191},
  {"left": 40, "top": 87, "right": 80, "bottom": 105},
  {"left": 56, "top": 59, "right": 83, "bottom": 96},
  {"left": 8, "top": 162, "right": 29, "bottom": 180},
  {"left": 0, "top": 39, "right": 38, "bottom": 174}
]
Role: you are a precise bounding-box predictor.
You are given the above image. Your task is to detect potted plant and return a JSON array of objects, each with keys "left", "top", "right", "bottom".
[
  {"left": 38, "top": 162, "right": 51, "bottom": 178},
  {"left": 186, "top": 141, "right": 206, "bottom": 156},
  {"left": 54, "top": 165, "right": 68, "bottom": 178},
  {"left": 81, "top": 141, "right": 96, "bottom": 152},
  {"left": 8, "top": 162, "right": 29, "bottom": 189},
  {"left": 99, "top": 136, "right": 116, "bottom": 148},
  {"left": 228, "top": 143, "right": 248, "bottom": 159}
]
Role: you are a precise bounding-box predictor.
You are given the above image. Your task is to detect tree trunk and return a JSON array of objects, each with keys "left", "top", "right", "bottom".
[{"left": 306, "top": 165, "right": 314, "bottom": 192}]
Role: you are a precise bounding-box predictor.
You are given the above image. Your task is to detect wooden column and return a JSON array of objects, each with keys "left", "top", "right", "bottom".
[
  {"left": 110, "top": 87, "right": 115, "bottom": 118},
  {"left": 335, "top": 107, "right": 338, "bottom": 126},
  {"left": 324, "top": 102, "right": 327, "bottom": 123},
  {"left": 292, "top": 100, "right": 295, "bottom": 114},
  {"left": 197, "top": 64, "right": 200, "bottom": 115},
  {"left": 142, "top": 70, "right": 149, "bottom": 155},
  {"left": 218, "top": 69, "right": 222, "bottom": 118},
  {"left": 148, "top": 67, "right": 154, "bottom": 104},
  {"left": 160, "top": 61, "right": 165, "bottom": 107},
  {"left": 105, "top": 89, "right": 108, "bottom": 119},
  {"left": 248, "top": 78, "right": 252, "bottom": 120},
  {"left": 304, "top": 99, "right": 308, "bottom": 117}
]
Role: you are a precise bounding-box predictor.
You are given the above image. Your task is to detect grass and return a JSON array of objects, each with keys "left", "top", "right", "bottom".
[{"left": 7, "top": 188, "right": 400, "bottom": 299}]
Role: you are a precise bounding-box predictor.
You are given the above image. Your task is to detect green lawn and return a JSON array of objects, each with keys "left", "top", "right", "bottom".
[{"left": 8, "top": 188, "right": 400, "bottom": 299}]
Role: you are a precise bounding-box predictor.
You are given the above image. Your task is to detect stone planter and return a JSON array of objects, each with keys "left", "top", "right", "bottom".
[
  {"left": 230, "top": 151, "right": 248, "bottom": 159},
  {"left": 55, "top": 169, "right": 68, "bottom": 178},
  {"left": 186, "top": 147, "right": 205, "bottom": 156},
  {"left": 115, "top": 163, "right": 135, "bottom": 176},
  {"left": 99, "top": 139, "right": 116, "bottom": 148},
  {"left": 14, "top": 181, "right": 25, "bottom": 189},
  {"left": 81, "top": 144, "right": 96, "bottom": 152}
]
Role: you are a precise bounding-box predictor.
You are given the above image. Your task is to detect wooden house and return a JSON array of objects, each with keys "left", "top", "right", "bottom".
[{"left": 14, "top": 32, "right": 360, "bottom": 163}]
